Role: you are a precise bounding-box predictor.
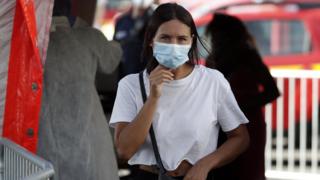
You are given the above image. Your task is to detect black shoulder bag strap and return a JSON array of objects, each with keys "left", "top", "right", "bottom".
[{"left": 139, "top": 72, "right": 167, "bottom": 175}]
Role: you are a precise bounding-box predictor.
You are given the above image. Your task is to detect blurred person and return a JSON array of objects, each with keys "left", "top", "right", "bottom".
[
  {"left": 37, "top": 0, "right": 122, "bottom": 179},
  {"left": 113, "top": 0, "right": 156, "bottom": 79},
  {"left": 205, "top": 13, "right": 280, "bottom": 180},
  {"left": 109, "top": 3, "right": 250, "bottom": 180}
]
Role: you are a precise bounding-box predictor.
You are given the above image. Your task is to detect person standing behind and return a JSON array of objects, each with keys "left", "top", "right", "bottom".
[
  {"left": 110, "top": 3, "right": 250, "bottom": 180},
  {"left": 113, "top": 0, "right": 156, "bottom": 78},
  {"left": 205, "top": 13, "right": 280, "bottom": 180}
]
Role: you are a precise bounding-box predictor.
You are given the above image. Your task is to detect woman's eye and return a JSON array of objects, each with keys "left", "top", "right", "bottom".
[
  {"left": 179, "top": 37, "right": 188, "bottom": 41},
  {"left": 178, "top": 38, "right": 188, "bottom": 43}
]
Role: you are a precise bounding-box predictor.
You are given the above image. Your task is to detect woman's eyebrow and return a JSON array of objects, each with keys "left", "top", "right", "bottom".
[
  {"left": 177, "top": 35, "right": 189, "bottom": 38},
  {"left": 159, "top": 34, "right": 171, "bottom": 37},
  {"left": 160, "top": 34, "right": 190, "bottom": 38}
]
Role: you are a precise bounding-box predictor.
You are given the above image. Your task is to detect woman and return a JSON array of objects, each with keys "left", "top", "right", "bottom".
[
  {"left": 110, "top": 3, "right": 250, "bottom": 180},
  {"left": 205, "top": 13, "right": 280, "bottom": 180}
]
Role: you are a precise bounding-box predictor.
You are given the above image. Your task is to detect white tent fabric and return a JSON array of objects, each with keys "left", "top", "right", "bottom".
[
  {"left": 0, "top": 0, "right": 16, "bottom": 135},
  {"left": 0, "top": 0, "right": 53, "bottom": 135}
]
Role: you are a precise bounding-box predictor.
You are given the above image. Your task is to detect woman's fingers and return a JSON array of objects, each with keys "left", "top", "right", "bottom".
[
  {"left": 152, "top": 66, "right": 174, "bottom": 77},
  {"left": 151, "top": 73, "right": 174, "bottom": 82},
  {"left": 150, "top": 66, "right": 174, "bottom": 85},
  {"left": 149, "top": 65, "right": 175, "bottom": 98}
]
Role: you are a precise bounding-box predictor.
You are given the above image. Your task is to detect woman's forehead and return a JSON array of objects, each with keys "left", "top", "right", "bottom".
[{"left": 156, "top": 19, "right": 191, "bottom": 36}]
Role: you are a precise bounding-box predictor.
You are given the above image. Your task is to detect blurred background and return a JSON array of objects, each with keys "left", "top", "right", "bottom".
[{"left": 91, "top": 0, "right": 320, "bottom": 179}]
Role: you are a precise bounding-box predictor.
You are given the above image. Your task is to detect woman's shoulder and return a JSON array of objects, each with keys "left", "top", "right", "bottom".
[
  {"left": 195, "top": 65, "right": 230, "bottom": 91},
  {"left": 196, "top": 65, "right": 226, "bottom": 81},
  {"left": 119, "top": 73, "right": 140, "bottom": 86}
]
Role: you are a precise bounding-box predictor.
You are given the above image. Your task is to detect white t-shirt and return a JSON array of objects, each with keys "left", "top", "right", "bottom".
[{"left": 109, "top": 65, "right": 248, "bottom": 171}]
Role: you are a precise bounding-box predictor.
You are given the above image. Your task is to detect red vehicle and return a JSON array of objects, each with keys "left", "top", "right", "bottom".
[
  {"left": 193, "top": 0, "right": 320, "bottom": 135},
  {"left": 195, "top": 1, "right": 320, "bottom": 70}
]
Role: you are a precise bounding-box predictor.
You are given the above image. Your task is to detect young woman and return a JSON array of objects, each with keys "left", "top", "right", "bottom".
[
  {"left": 205, "top": 13, "right": 280, "bottom": 180},
  {"left": 110, "top": 3, "right": 250, "bottom": 180}
]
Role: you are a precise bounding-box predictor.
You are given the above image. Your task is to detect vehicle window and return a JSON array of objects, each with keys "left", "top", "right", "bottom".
[
  {"left": 245, "top": 20, "right": 311, "bottom": 56},
  {"left": 278, "top": 20, "right": 311, "bottom": 55},
  {"left": 245, "top": 21, "right": 272, "bottom": 56},
  {"left": 197, "top": 26, "right": 206, "bottom": 36},
  {"left": 196, "top": 26, "right": 211, "bottom": 59},
  {"left": 196, "top": 19, "right": 311, "bottom": 58}
]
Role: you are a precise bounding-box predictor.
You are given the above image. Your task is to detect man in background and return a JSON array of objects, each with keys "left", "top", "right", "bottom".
[{"left": 113, "top": 0, "right": 156, "bottom": 78}]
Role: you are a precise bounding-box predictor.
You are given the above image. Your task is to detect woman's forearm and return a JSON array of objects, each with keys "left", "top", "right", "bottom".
[
  {"left": 197, "top": 125, "right": 250, "bottom": 172},
  {"left": 115, "top": 96, "right": 159, "bottom": 159},
  {"left": 116, "top": 66, "right": 174, "bottom": 160}
]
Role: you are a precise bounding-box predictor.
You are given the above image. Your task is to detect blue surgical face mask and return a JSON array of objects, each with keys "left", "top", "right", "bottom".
[{"left": 153, "top": 42, "right": 191, "bottom": 69}]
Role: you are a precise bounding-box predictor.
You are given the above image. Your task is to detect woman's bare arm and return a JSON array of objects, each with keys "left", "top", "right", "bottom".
[
  {"left": 184, "top": 124, "right": 249, "bottom": 180},
  {"left": 114, "top": 65, "right": 174, "bottom": 160},
  {"left": 114, "top": 96, "right": 159, "bottom": 160}
]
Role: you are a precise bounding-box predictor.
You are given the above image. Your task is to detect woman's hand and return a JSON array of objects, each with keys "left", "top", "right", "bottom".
[
  {"left": 183, "top": 160, "right": 210, "bottom": 180},
  {"left": 149, "top": 65, "right": 174, "bottom": 98}
]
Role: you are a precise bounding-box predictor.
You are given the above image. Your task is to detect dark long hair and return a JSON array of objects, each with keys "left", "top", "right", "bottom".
[
  {"left": 143, "top": 3, "right": 201, "bottom": 73},
  {"left": 205, "top": 13, "right": 262, "bottom": 77}
]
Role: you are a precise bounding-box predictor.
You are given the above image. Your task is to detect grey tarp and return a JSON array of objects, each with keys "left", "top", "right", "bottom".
[
  {"left": 37, "top": 16, "right": 121, "bottom": 180},
  {"left": 0, "top": 0, "right": 15, "bottom": 135}
]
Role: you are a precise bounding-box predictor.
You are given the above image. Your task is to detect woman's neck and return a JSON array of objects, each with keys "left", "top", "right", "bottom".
[{"left": 172, "top": 64, "right": 194, "bottom": 80}]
